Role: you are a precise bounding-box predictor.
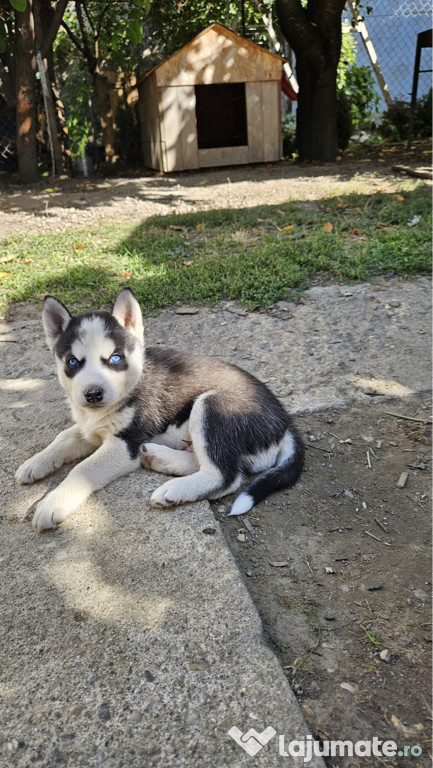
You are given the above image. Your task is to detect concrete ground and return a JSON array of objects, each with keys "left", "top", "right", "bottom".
[{"left": 1, "top": 276, "right": 431, "bottom": 768}]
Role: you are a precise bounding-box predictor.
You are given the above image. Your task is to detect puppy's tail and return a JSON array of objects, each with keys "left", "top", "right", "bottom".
[{"left": 229, "top": 430, "right": 304, "bottom": 516}]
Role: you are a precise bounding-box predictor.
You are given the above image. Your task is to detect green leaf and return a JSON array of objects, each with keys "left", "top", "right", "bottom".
[
  {"left": 127, "top": 18, "right": 142, "bottom": 46},
  {"left": 132, "top": 0, "right": 151, "bottom": 11},
  {"left": 9, "top": 0, "right": 27, "bottom": 12}
]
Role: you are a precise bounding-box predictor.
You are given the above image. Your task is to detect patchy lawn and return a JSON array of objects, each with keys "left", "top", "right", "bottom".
[{"left": 0, "top": 184, "right": 431, "bottom": 314}]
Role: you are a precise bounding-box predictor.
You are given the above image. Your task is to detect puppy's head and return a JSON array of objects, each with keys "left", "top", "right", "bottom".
[{"left": 43, "top": 288, "right": 144, "bottom": 410}]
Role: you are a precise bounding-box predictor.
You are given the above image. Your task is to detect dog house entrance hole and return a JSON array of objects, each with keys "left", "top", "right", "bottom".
[{"left": 195, "top": 83, "right": 248, "bottom": 149}]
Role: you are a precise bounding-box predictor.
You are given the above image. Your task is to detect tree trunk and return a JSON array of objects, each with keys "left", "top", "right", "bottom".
[
  {"left": 34, "top": 1, "right": 64, "bottom": 174},
  {"left": 15, "top": 0, "right": 38, "bottom": 183},
  {"left": 296, "top": 54, "right": 339, "bottom": 161},
  {"left": 276, "top": 0, "right": 345, "bottom": 162}
]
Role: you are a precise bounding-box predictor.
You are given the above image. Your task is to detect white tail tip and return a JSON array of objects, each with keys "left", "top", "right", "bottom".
[{"left": 228, "top": 492, "right": 254, "bottom": 516}]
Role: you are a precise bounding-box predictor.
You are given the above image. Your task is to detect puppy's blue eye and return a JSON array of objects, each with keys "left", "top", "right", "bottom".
[
  {"left": 67, "top": 356, "right": 79, "bottom": 368},
  {"left": 109, "top": 354, "right": 122, "bottom": 364}
]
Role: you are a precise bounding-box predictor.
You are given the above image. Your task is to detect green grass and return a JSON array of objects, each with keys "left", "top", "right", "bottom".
[{"left": 0, "top": 184, "right": 431, "bottom": 314}]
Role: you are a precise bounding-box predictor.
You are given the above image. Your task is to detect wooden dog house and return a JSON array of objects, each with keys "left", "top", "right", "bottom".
[{"left": 138, "top": 23, "right": 285, "bottom": 172}]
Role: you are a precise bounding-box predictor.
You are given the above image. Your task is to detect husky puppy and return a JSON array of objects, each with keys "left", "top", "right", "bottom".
[{"left": 16, "top": 289, "right": 304, "bottom": 531}]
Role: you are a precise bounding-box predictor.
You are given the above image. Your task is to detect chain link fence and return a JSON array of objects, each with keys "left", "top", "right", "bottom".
[
  {"left": 346, "top": 0, "right": 432, "bottom": 107},
  {"left": 0, "top": 97, "right": 17, "bottom": 171}
]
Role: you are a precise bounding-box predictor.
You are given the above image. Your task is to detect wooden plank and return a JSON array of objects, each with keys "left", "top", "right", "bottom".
[
  {"left": 347, "top": 0, "right": 392, "bottom": 107},
  {"left": 155, "top": 25, "right": 283, "bottom": 87},
  {"left": 198, "top": 146, "right": 249, "bottom": 168},
  {"left": 177, "top": 85, "right": 199, "bottom": 170},
  {"left": 158, "top": 87, "right": 183, "bottom": 171},
  {"left": 262, "top": 81, "right": 281, "bottom": 161},
  {"left": 246, "top": 82, "right": 264, "bottom": 163}
]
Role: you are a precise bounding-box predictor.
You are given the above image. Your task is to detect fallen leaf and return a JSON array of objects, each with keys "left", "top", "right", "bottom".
[
  {"left": 393, "top": 194, "right": 404, "bottom": 202},
  {"left": 0, "top": 254, "right": 16, "bottom": 263},
  {"left": 75, "top": 243, "right": 85, "bottom": 250},
  {"left": 197, "top": 222, "right": 204, "bottom": 230},
  {"left": 182, "top": 260, "right": 194, "bottom": 266},
  {"left": 43, "top": 187, "right": 60, "bottom": 193},
  {"left": 198, "top": 181, "right": 207, "bottom": 186},
  {"left": 20, "top": 258, "right": 32, "bottom": 264},
  {"left": 351, "top": 228, "right": 361, "bottom": 235},
  {"left": 76, "top": 183, "right": 86, "bottom": 190},
  {"left": 276, "top": 225, "right": 295, "bottom": 232},
  {"left": 120, "top": 271, "right": 133, "bottom": 278},
  {"left": 276, "top": 209, "right": 284, "bottom": 215},
  {"left": 323, "top": 222, "right": 333, "bottom": 233},
  {"left": 0, "top": 272, "right": 12, "bottom": 279}
]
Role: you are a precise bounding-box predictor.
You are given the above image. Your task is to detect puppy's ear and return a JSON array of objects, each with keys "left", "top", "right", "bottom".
[
  {"left": 42, "top": 297, "right": 72, "bottom": 351},
  {"left": 112, "top": 288, "right": 144, "bottom": 341}
]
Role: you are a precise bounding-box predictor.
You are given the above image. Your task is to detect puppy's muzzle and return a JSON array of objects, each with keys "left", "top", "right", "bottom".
[{"left": 85, "top": 386, "right": 104, "bottom": 405}]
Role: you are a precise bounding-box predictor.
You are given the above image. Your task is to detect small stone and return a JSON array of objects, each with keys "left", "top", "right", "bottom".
[
  {"left": 344, "top": 489, "right": 354, "bottom": 499},
  {"left": 97, "top": 703, "right": 111, "bottom": 721},
  {"left": 325, "top": 567, "right": 336, "bottom": 574},
  {"left": 174, "top": 307, "right": 199, "bottom": 315},
  {"left": 340, "top": 682, "right": 356, "bottom": 694},
  {"left": 269, "top": 560, "right": 288, "bottom": 567},
  {"left": 380, "top": 649, "right": 392, "bottom": 663},
  {"left": 324, "top": 613, "right": 336, "bottom": 621},
  {"left": 237, "top": 532, "right": 247, "bottom": 543},
  {"left": 367, "top": 584, "right": 382, "bottom": 591}
]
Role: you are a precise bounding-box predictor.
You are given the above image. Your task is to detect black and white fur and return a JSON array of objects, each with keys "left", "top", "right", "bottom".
[{"left": 16, "top": 289, "right": 304, "bottom": 531}]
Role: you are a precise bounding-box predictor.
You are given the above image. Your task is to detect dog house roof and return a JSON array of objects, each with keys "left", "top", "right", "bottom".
[{"left": 138, "top": 22, "right": 285, "bottom": 88}]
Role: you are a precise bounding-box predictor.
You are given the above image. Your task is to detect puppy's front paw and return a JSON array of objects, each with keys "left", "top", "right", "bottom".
[
  {"left": 32, "top": 494, "right": 69, "bottom": 531},
  {"left": 16, "top": 455, "right": 53, "bottom": 484}
]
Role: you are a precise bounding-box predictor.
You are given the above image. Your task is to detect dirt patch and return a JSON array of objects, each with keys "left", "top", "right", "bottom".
[
  {"left": 218, "top": 395, "right": 432, "bottom": 767},
  {"left": 0, "top": 142, "right": 431, "bottom": 239}
]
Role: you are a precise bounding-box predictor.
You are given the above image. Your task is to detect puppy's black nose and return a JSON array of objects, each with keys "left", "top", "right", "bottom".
[{"left": 85, "top": 386, "right": 104, "bottom": 404}]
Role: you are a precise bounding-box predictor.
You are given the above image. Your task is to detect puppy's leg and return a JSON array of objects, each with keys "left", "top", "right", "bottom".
[
  {"left": 32, "top": 438, "right": 140, "bottom": 531},
  {"left": 150, "top": 392, "right": 241, "bottom": 508},
  {"left": 141, "top": 443, "right": 199, "bottom": 476},
  {"left": 16, "top": 425, "right": 95, "bottom": 484}
]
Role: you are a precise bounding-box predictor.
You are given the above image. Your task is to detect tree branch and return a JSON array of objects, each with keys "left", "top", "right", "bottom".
[
  {"left": 75, "top": 0, "right": 96, "bottom": 73},
  {"left": 40, "top": 0, "right": 70, "bottom": 58},
  {"left": 60, "top": 18, "right": 85, "bottom": 55},
  {"left": 275, "top": 0, "right": 321, "bottom": 57},
  {"left": 81, "top": 0, "right": 95, "bottom": 35},
  {"left": 95, "top": 2, "right": 111, "bottom": 42}
]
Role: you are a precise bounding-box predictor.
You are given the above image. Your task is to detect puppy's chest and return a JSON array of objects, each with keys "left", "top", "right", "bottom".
[{"left": 74, "top": 406, "right": 135, "bottom": 445}]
